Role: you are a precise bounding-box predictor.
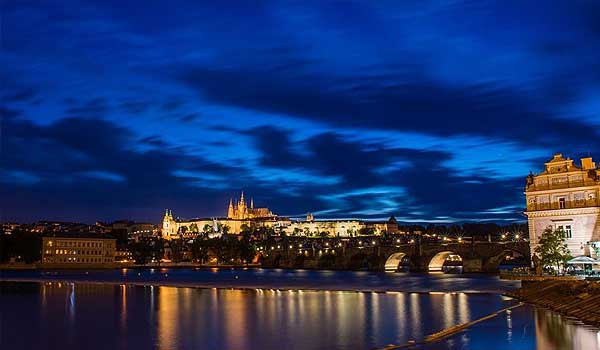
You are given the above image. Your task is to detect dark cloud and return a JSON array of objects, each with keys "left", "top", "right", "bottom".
[
  {"left": 180, "top": 113, "right": 200, "bottom": 123},
  {"left": 139, "top": 135, "right": 168, "bottom": 147},
  {"left": 0, "top": 117, "right": 243, "bottom": 222},
  {"left": 249, "top": 126, "right": 304, "bottom": 168},
  {"left": 3, "top": 87, "right": 39, "bottom": 102},
  {"left": 243, "top": 126, "right": 526, "bottom": 220},
  {"left": 65, "top": 97, "right": 110, "bottom": 117},
  {"left": 161, "top": 98, "right": 186, "bottom": 111},
  {"left": 180, "top": 66, "right": 600, "bottom": 153},
  {"left": 119, "top": 100, "right": 150, "bottom": 114},
  {"left": 0, "top": 107, "right": 23, "bottom": 119}
]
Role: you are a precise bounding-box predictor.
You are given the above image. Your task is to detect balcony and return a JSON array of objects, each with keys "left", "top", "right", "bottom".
[
  {"left": 526, "top": 179, "right": 598, "bottom": 191},
  {"left": 527, "top": 199, "right": 600, "bottom": 212}
]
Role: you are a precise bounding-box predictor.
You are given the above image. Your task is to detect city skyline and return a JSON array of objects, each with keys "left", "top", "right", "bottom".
[{"left": 3, "top": 1, "right": 600, "bottom": 223}]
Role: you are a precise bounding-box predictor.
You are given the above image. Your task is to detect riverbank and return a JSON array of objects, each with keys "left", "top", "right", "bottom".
[{"left": 508, "top": 279, "right": 600, "bottom": 326}]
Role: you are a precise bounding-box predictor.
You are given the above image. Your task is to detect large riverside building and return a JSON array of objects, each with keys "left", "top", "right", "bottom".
[
  {"left": 161, "top": 193, "right": 399, "bottom": 240},
  {"left": 41, "top": 235, "right": 116, "bottom": 265},
  {"left": 525, "top": 154, "right": 600, "bottom": 257}
]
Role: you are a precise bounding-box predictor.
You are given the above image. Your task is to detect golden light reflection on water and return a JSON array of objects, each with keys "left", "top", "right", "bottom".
[
  {"left": 535, "top": 308, "right": 600, "bottom": 350},
  {"left": 23, "top": 282, "right": 600, "bottom": 350},
  {"left": 458, "top": 292, "right": 470, "bottom": 324},
  {"left": 158, "top": 287, "right": 180, "bottom": 350},
  {"left": 120, "top": 285, "right": 127, "bottom": 332}
]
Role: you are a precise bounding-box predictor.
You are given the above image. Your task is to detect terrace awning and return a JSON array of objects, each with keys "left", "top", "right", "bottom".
[{"left": 566, "top": 256, "right": 600, "bottom": 265}]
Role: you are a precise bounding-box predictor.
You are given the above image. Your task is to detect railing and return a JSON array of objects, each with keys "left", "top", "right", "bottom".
[{"left": 527, "top": 199, "right": 600, "bottom": 212}]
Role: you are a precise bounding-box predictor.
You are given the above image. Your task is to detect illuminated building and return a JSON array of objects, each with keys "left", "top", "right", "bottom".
[
  {"left": 525, "top": 154, "right": 600, "bottom": 257},
  {"left": 41, "top": 235, "right": 116, "bottom": 265},
  {"left": 161, "top": 193, "right": 400, "bottom": 240},
  {"left": 227, "top": 192, "right": 275, "bottom": 219}
]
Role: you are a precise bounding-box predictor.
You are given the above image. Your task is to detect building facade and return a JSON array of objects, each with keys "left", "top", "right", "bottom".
[
  {"left": 161, "top": 193, "right": 400, "bottom": 240},
  {"left": 525, "top": 154, "right": 600, "bottom": 258},
  {"left": 42, "top": 236, "right": 117, "bottom": 265}
]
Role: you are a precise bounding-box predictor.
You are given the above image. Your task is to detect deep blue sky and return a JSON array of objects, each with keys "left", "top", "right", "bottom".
[{"left": 2, "top": 1, "right": 600, "bottom": 224}]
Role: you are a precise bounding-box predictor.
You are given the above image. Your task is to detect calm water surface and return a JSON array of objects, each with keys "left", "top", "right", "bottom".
[{"left": 0, "top": 269, "right": 598, "bottom": 350}]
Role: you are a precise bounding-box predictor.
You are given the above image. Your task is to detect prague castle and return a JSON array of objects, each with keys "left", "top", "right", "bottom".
[
  {"left": 162, "top": 192, "right": 399, "bottom": 240},
  {"left": 525, "top": 154, "right": 600, "bottom": 258}
]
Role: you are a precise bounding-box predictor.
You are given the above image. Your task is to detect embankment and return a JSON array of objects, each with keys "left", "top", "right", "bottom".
[{"left": 507, "top": 279, "right": 600, "bottom": 326}]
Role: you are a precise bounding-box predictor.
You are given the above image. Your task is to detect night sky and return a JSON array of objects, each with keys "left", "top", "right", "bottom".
[{"left": 2, "top": 1, "right": 600, "bottom": 224}]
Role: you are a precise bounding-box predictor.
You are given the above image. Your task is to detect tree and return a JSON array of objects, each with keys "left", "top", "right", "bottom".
[
  {"left": 221, "top": 224, "right": 230, "bottom": 235},
  {"left": 358, "top": 227, "right": 375, "bottom": 236},
  {"left": 131, "top": 238, "right": 164, "bottom": 264},
  {"left": 189, "top": 223, "right": 199, "bottom": 233},
  {"left": 203, "top": 224, "right": 213, "bottom": 236},
  {"left": 293, "top": 227, "right": 302, "bottom": 236},
  {"left": 179, "top": 226, "right": 188, "bottom": 234},
  {"left": 1, "top": 231, "right": 41, "bottom": 263},
  {"left": 191, "top": 237, "right": 210, "bottom": 263},
  {"left": 239, "top": 236, "right": 257, "bottom": 265},
  {"left": 534, "top": 227, "right": 572, "bottom": 274}
]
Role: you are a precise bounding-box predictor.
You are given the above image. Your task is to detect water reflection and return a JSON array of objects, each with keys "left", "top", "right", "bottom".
[
  {"left": 535, "top": 308, "right": 600, "bottom": 350},
  {"left": 0, "top": 281, "right": 598, "bottom": 350}
]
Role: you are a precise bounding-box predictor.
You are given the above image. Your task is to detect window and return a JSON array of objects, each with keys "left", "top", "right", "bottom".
[
  {"left": 556, "top": 225, "right": 572, "bottom": 239},
  {"left": 559, "top": 197, "right": 566, "bottom": 209},
  {"left": 565, "top": 225, "right": 572, "bottom": 239}
]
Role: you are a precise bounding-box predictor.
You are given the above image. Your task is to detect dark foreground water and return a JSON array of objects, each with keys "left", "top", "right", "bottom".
[{"left": 1, "top": 269, "right": 599, "bottom": 350}]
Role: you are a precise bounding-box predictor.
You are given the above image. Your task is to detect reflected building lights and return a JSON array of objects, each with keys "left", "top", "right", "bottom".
[
  {"left": 157, "top": 287, "right": 179, "bottom": 350},
  {"left": 458, "top": 292, "right": 470, "bottom": 324},
  {"left": 410, "top": 293, "right": 422, "bottom": 336},
  {"left": 120, "top": 285, "right": 127, "bottom": 331}
]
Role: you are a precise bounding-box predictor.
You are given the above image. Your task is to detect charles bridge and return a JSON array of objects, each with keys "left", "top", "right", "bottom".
[{"left": 260, "top": 240, "right": 530, "bottom": 273}]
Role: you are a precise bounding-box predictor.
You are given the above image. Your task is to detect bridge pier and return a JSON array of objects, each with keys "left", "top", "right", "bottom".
[{"left": 462, "top": 258, "right": 483, "bottom": 273}]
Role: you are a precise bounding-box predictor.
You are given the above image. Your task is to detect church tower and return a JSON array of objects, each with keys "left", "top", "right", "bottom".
[
  {"left": 162, "top": 209, "right": 176, "bottom": 240},
  {"left": 227, "top": 198, "right": 234, "bottom": 218},
  {"left": 238, "top": 192, "right": 247, "bottom": 219}
]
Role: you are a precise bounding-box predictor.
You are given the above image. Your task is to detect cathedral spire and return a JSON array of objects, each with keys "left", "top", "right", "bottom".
[
  {"left": 240, "top": 191, "right": 245, "bottom": 205},
  {"left": 228, "top": 198, "right": 234, "bottom": 218},
  {"left": 250, "top": 197, "right": 254, "bottom": 209}
]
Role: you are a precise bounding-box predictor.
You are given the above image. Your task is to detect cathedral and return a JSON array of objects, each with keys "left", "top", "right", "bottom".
[{"left": 227, "top": 192, "right": 275, "bottom": 219}]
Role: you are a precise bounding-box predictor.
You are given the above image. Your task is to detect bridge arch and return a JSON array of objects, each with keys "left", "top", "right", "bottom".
[
  {"left": 384, "top": 252, "right": 407, "bottom": 272},
  {"left": 428, "top": 251, "right": 463, "bottom": 272},
  {"left": 484, "top": 249, "right": 528, "bottom": 272}
]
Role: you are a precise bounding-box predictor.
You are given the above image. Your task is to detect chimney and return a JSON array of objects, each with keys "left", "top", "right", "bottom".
[{"left": 581, "top": 157, "right": 596, "bottom": 170}]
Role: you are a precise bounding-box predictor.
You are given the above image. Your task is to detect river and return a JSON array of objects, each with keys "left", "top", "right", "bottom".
[{"left": 0, "top": 269, "right": 598, "bottom": 349}]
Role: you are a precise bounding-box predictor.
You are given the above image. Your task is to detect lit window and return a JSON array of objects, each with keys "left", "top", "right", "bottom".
[{"left": 559, "top": 197, "right": 566, "bottom": 209}]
